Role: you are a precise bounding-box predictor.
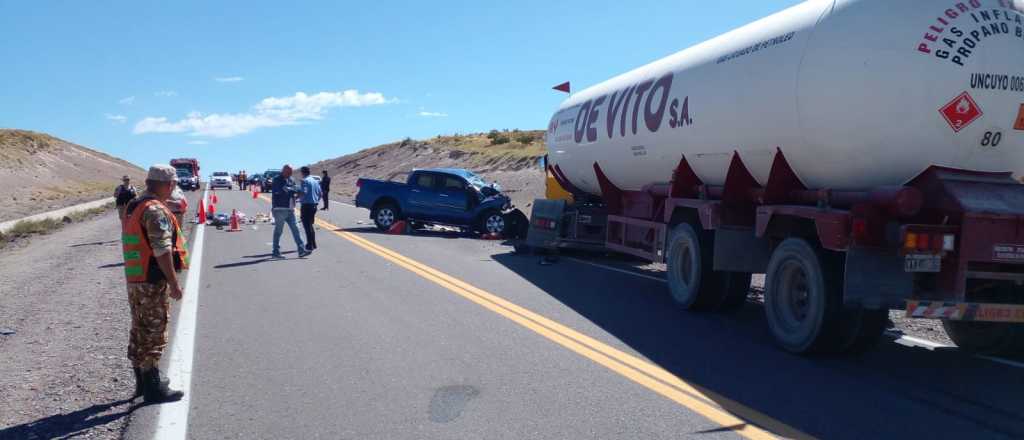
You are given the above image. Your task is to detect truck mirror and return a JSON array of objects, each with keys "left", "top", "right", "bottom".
[{"left": 538, "top": 156, "right": 547, "bottom": 170}]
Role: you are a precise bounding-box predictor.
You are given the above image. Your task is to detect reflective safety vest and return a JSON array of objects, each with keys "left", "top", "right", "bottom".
[{"left": 122, "top": 197, "right": 189, "bottom": 283}]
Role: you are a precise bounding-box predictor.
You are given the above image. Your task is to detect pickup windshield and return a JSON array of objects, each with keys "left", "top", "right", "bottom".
[{"left": 462, "top": 171, "right": 490, "bottom": 191}]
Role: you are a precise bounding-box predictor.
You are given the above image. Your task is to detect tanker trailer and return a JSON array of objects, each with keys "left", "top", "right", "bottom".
[{"left": 524, "top": 0, "right": 1024, "bottom": 354}]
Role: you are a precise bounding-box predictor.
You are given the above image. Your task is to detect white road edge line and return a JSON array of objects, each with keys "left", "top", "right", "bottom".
[
  {"left": 154, "top": 189, "right": 207, "bottom": 440},
  {"left": 572, "top": 256, "right": 1024, "bottom": 369},
  {"left": 565, "top": 257, "right": 667, "bottom": 283}
]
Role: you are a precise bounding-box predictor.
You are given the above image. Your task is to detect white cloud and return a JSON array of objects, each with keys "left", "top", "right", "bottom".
[
  {"left": 215, "top": 76, "right": 244, "bottom": 83},
  {"left": 154, "top": 90, "right": 178, "bottom": 97},
  {"left": 187, "top": 140, "right": 209, "bottom": 145},
  {"left": 119, "top": 96, "right": 135, "bottom": 105},
  {"left": 105, "top": 114, "right": 127, "bottom": 123},
  {"left": 133, "top": 89, "right": 395, "bottom": 138},
  {"left": 418, "top": 111, "right": 448, "bottom": 118}
]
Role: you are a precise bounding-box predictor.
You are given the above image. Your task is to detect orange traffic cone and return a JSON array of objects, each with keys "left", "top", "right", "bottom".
[
  {"left": 212, "top": 194, "right": 219, "bottom": 204},
  {"left": 228, "top": 209, "right": 241, "bottom": 232},
  {"left": 209, "top": 203, "right": 216, "bottom": 216},
  {"left": 252, "top": 188, "right": 258, "bottom": 200},
  {"left": 196, "top": 198, "right": 206, "bottom": 224}
]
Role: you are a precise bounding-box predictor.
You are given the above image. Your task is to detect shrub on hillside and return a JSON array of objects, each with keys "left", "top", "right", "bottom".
[
  {"left": 490, "top": 135, "right": 510, "bottom": 145},
  {"left": 515, "top": 133, "right": 536, "bottom": 144}
]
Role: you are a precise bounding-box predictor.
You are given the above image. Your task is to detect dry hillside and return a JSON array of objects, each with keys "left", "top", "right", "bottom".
[
  {"left": 0, "top": 129, "right": 145, "bottom": 222},
  {"left": 309, "top": 130, "right": 547, "bottom": 212}
]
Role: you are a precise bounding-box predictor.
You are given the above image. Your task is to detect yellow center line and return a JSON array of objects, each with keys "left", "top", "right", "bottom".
[{"left": 258, "top": 195, "right": 811, "bottom": 439}]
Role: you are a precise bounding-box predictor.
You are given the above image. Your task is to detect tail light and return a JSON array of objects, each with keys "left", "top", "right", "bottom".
[
  {"left": 356, "top": 179, "right": 363, "bottom": 188},
  {"left": 533, "top": 218, "right": 558, "bottom": 230},
  {"left": 901, "top": 227, "right": 956, "bottom": 254}
]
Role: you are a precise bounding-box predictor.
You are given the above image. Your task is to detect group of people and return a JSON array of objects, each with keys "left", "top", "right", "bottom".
[
  {"left": 237, "top": 170, "right": 250, "bottom": 191},
  {"left": 115, "top": 163, "right": 334, "bottom": 404},
  {"left": 269, "top": 165, "right": 331, "bottom": 258}
]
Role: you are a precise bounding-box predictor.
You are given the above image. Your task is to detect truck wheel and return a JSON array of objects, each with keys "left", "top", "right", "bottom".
[
  {"left": 942, "top": 321, "right": 1024, "bottom": 355},
  {"left": 764, "top": 238, "right": 844, "bottom": 354},
  {"left": 478, "top": 211, "right": 506, "bottom": 236},
  {"left": 666, "top": 223, "right": 751, "bottom": 311},
  {"left": 371, "top": 203, "right": 400, "bottom": 231}
]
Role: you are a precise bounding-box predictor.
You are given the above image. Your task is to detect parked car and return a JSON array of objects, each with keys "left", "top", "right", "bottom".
[
  {"left": 210, "top": 171, "right": 233, "bottom": 190},
  {"left": 248, "top": 174, "right": 263, "bottom": 188},
  {"left": 355, "top": 168, "right": 511, "bottom": 235},
  {"left": 261, "top": 170, "right": 281, "bottom": 192}
]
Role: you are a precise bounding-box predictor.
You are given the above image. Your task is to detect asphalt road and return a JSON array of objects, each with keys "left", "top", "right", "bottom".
[{"left": 130, "top": 189, "right": 1024, "bottom": 439}]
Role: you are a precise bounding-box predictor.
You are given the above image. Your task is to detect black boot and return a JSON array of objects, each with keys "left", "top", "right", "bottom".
[
  {"left": 132, "top": 367, "right": 143, "bottom": 398},
  {"left": 142, "top": 367, "right": 184, "bottom": 403}
]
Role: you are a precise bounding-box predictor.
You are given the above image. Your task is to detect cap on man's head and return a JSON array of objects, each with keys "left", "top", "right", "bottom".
[
  {"left": 147, "top": 164, "right": 179, "bottom": 182},
  {"left": 122, "top": 175, "right": 130, "bottom": 181}
]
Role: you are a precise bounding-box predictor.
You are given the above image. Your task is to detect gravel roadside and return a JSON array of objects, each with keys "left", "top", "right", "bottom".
[{"left": 0, "top": 192, "right": 199, "bottom": 440}]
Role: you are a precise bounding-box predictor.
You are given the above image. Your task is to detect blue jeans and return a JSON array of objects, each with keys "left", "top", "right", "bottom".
[{"left": 272, "top": 209, "right": 305, "bottom": 255}]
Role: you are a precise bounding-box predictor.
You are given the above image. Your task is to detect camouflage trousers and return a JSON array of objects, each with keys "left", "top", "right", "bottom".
[{"left": 127, "top": 281, "right": 170, "bottom": 369}]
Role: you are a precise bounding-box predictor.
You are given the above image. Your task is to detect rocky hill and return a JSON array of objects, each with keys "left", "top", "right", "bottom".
[
  {"left": 309, "top": 130, "right": 547, "bottom": 212},
  {"left": 0, "top": 129, "right": 145, "bottom": 222}
]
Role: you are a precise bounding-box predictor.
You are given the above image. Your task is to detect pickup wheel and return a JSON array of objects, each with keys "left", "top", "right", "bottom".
[
  {"left": 666, "top": 223, "right": 751, "bottom": 311},
  {"left": 371, "top": 203, "right": 400, "bottom": 231},
  {"left": 764, "top": 238, "right": 844, "bottom": 354},
  {"left": 477, "top": 210, "right": 506, "bottom": 236}
]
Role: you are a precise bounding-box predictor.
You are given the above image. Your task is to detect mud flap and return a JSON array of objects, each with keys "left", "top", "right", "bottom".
[{"left": 844, "top": 246, "right": 912, "bottom": 310}]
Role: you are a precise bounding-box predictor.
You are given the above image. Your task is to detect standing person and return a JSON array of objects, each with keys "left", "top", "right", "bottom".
[
  {"left": 320, "top": 170, "right": 332, "bottom": 211},
  {"left": 239, "top": 170, "right": 248, "bottom": 191},
  {"left": 114, "top": 176, "right": 138, "bottom": 222},
  {"left": 271, "top": 165, "right": 310, "bottom": 259},
  {"left": 299, "top": 166, "right": 322, "bottom": 251},
  {"left": 166, "top": 186, "right": 188, "bottom": 226},
  {"left": 121, "top": 165, "right": 188, "bottom": 403}
]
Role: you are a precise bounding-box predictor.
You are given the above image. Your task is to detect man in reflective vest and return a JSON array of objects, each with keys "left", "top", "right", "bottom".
[{"left": 122, "top": 164, "right": 189, "bottom": 403}]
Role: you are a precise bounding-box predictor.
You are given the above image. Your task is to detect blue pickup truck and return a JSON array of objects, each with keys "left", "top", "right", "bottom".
[{"left": 355, "top": 168, "right": 512, "bottom": 235}]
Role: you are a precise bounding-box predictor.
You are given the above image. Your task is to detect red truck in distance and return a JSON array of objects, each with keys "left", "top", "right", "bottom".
[{"left": 170, "top": 158, "right": 201, "bottom": 191}]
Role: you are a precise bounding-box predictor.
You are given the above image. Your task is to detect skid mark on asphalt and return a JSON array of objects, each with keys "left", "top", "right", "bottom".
[{"left": 311, "top": 216, "right": 809, "bottom": 440}]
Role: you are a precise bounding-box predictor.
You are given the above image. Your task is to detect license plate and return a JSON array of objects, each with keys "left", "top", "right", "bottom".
[{"left": 905, "top": 254, "right": 941, "bottom": 273}]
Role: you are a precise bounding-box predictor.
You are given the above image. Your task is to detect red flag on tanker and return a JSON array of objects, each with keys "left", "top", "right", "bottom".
[{"left": 553, "top": 82, "right": 570, "bottom": 93}]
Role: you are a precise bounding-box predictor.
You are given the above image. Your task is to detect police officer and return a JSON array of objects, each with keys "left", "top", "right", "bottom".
[
  {"left": 122, "top": 165, "right": 189, "bottom": 403},
  {"left": 114, "top": 175, "right": 138, "bottom": 222}
]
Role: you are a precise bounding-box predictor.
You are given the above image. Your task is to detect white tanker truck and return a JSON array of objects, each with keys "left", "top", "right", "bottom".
[{"left": 519, "top": 0, "right": 1024, "bottom": 354}]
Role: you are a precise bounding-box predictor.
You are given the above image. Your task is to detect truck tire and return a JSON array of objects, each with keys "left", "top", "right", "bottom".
[
  {"left": 371, "top": 203, "right": 400, "bottom": 231},
  {"left": 942, "top": 321, "right": 1024, "bottom": 355},
  {"left": 666, "top": 223, "right": 751, "bottom": 311},
  {"left": 764, "top": 238, "right": 844, "bottom": 354}
]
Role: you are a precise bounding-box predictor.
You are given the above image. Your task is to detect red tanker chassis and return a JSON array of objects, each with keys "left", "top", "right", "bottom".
[{"left": 528, "top": 149, "right": 1024, "bottom": 354}]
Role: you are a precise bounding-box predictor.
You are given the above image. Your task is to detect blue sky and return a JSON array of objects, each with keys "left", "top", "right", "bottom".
[{"left": 0, "top": 0, "right": 802, "bottom": 176}]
